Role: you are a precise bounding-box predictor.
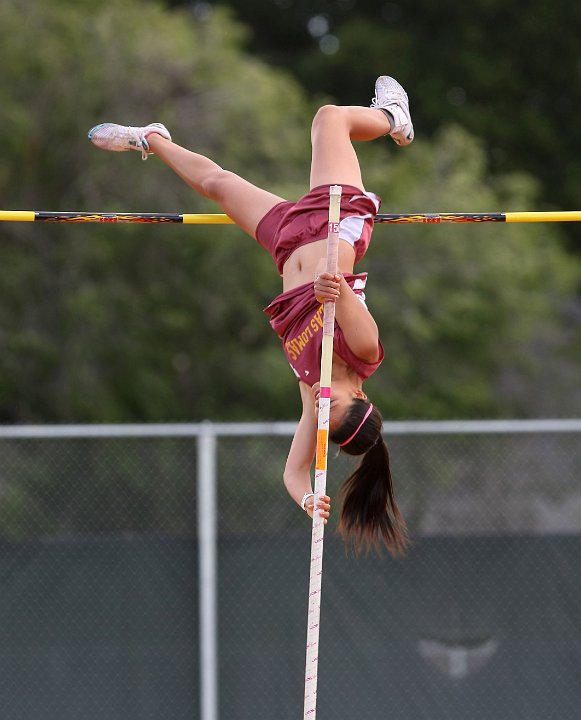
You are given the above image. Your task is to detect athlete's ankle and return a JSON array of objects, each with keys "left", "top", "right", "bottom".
[
  {"left": 144, "top": 130, "right": 166, "bottom": 146},
  {"left": 375, "top": 107, "right": 396, "bottom": 134}
]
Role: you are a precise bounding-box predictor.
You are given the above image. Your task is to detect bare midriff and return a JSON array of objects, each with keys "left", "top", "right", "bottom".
[{"left": 281, "top": 238, "right": 356, "bottom": 291}]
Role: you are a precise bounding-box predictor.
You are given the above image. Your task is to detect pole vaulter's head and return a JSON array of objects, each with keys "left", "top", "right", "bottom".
[
  {"left": 330, "top": 398, "right": 409, "bottom": 557},
  {"left": 331, "top": 397, "right": 380, "bottom": 454}
]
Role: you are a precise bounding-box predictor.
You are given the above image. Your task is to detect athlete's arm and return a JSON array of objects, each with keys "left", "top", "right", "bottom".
[
  {"left": 314, "top": 272, "right": 380, "bottom": 363},
  {"left": 283, "top": 381, "right": 331, "bottom": 521}
]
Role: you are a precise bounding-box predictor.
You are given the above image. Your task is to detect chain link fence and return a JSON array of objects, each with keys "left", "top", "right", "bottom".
[{"left": 1, "top": 420, "right": 580, "bottom": 720}]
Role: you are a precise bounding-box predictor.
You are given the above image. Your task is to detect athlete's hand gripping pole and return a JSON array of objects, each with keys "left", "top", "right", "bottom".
[{"left": 303, "top": 185, "right": 342, "bottom": 720}]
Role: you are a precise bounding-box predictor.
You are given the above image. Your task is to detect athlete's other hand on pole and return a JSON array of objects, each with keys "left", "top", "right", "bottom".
[
  {"left": 305, "top": 494, "right": 332, "bottom": 523},
  {"left": 314, "top": 272, "right": 342, "bottom": 303}
]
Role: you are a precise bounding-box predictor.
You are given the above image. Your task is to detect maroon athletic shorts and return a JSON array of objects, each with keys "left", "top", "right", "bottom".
[{"left": 255, "top": 184, "right": 381, "bottom": 275}]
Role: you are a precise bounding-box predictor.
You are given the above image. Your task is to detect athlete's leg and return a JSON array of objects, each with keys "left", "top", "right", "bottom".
[
  {"left": 309, "top": 105, "right": 390, "bottom": 190},
  {"left": 88, "top": 122, "right": 285, "bottom": 238},
  {"left": 146, "top": 135, "right": 284, "bottom": 239},
  {"left": 309, "top": 75, "right": 413, "bottom": 189}
]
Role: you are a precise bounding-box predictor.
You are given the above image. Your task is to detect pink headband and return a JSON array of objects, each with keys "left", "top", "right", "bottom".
[{"left": 339, "top": 404, "right": 374, "bottom": 446}]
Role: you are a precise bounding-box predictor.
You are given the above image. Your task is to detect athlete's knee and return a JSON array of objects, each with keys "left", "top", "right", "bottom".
[
  {"left": 311, "top": 104, "right": 345, "bottom": 133},
  {"left": 200, "top": 168, "right": 236, "bottom": 201}
]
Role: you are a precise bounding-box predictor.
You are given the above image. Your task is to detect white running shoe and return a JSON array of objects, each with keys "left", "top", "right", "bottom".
[
  {"left": 370, "top": 76, "right": 414, "bottom": 146},
  {"left": 88, "top": 122, "right": 172, "bottom": 160}
]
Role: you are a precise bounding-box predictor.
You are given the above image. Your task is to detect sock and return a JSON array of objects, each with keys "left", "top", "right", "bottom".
[{"left": 377, "top": 107, "right": 396, "bottom": 134}]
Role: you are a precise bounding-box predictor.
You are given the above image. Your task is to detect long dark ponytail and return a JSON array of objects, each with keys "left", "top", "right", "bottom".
[{"left": 330, "top": 398, "right": 408, "bottom": 556}]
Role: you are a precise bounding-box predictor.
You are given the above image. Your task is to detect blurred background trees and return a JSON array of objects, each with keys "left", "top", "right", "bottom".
[
  {"left": 203, "top": 0, "right": 581, "bottom": 250},
  {"left": 0, "top": 0, "right": 579, "bottom": 423}
]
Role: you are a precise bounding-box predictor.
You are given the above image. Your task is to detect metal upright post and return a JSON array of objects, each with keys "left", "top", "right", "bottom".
[{"left": 197, "top": 423, "right": 218, "bottom": 720}]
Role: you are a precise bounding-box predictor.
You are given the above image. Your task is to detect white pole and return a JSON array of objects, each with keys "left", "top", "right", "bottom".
[
  {"left": 197, "top": 422, "right": 218, "bottom": 720},
  {"left": 303, "top": 185, "right": 342, "bottom": 720}
]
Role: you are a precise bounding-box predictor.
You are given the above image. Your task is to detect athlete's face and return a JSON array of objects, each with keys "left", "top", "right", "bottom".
[{"left": 311, "top": 381, "right": 367, "bottom": 431}]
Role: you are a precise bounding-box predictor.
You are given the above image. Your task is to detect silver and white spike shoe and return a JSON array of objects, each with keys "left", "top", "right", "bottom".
[
  {"left": 88, "top": 122, "right": 172, "bottom": 160},
  {"left": 370, "top": 76, "right": 414, "bottom": 146}
]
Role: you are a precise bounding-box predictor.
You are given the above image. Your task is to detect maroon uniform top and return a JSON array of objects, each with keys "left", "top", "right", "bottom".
[{"left": 264, "top": 272, "right": 384, "bottom": 386}]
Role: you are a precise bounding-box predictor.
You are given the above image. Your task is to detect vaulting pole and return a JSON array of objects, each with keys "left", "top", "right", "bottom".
[{"left": 303, "top": 184, "right": 342, "bottom": 720}]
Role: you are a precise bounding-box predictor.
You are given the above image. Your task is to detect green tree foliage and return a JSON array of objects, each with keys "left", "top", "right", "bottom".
[
  {"left": 0, "top": 0, "right": 579, "bottom": 424},
  {"left": 359, "top": 125, "right": 580, "bottom": 417},
  {"left": 207, "top": 0, "right": 581, "bottom": 249},
  {"left": 0, "top": 0, "right": 311, "bottom": 422}
]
